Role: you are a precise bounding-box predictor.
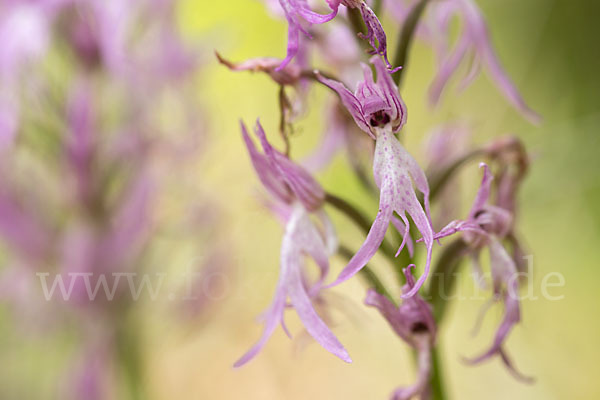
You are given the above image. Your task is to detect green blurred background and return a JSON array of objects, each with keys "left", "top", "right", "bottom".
[{"left": 3, "top": 0, "right": 600, "bottom": 399}]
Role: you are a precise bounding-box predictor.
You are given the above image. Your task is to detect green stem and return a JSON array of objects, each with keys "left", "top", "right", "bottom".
[
  {"left": 372, "top": 0, "right": 383, "bottom": 16},
  {"left": 424, "top": 239, "right": 469, "bottom": 400},
  {"left": 426, "top": 238, "right": 468, "bottom": 323},
  {"left": 392, "top": 0, "right": 429, "bottom": 86},
  {"left": 429, "top": 346, "right": 447, "bottom": 400},
  {"left": 428, "top": 149, "right": 485, "bottom": 202},
  {"left": 428, "top": 136, "right": 528, "bottom": 203},
  {"left": 278, "top": 85, "right": 291, "bottom": 156},
  {"left": 115, "top": 315, "right": 145, "bottom": 400}
]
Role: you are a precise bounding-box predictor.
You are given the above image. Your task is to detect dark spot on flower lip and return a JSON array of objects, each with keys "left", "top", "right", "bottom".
[
  {"left": 369, "top": 110, "right": 391, "bottom": 127},
  {"left": 473, "top": 209, "right": 492, "bottom": 230},
  {"left": 411, "top": 322, "right": 429, "bottom": 333},
  {"left": 473, "top": 210, "right": 485, "bottom": 219}
]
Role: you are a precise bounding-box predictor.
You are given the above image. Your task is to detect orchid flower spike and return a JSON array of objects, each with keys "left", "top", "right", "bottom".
[
  {"left": 318, "top": 56, "right": 434, "bottom": 298},
  {"left": 235, "top": 120, "right": 350, "bottom": 367},
  {"left": 428, "top": 0, "right": 540, "bottom": 124},
  {"left": 433, "top": 163, "right": 533, "bottom": 382},
  {"left": 276, "top": 0, "right": 398, "bottom": 71},
  {"left": 365, "top": 265, "right": 437, "bottom": 399}
]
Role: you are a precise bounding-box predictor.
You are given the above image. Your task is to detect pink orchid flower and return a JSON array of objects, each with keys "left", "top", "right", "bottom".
[
  {"left": 432, "top": 163, "right": 533, "bottom": 382},
  {"left": 235, "top": 120, "right": 351, "bottom": 366},
  {"left": 318, "top": 56, "right": 434, "bottom": 298},
  {"left": 365, "top": 265, "right": 437, "bottom": 400}
]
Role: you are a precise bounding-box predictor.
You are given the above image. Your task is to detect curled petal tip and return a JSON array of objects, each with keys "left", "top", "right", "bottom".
[
  {"left": 215, "top": 51, "right": 236, "bottom": 70},
  {"left": 462, "top": 349, "right": 535, "bottom": 384},
  {"left": 525, "top": 110, "right": 543, "bottom": 126},
  {"left": 403, "top": 263, "right": 416, "bottom": 276},
  {"left": 339, "top": 351, "right": 353, "bottom": 364},
  {"left": 400, "top": 273, "right": 425, "bottom": 299}
]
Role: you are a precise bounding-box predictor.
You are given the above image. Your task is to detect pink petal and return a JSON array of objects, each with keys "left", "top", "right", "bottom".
[
  {"left": 276, "top": 0, "right": 339, "bottom": 71},
  {"left": 240, "top": 121, "right": 294, "bottom": 203},
  {"left": 357, "top": 2, "right": 398, "bottom": 72},
  {"left": 468, "top": 162, "right": 493, "bottom": 219},
  {"left": 234, "top": 287, "right": 287, "bottom": 367},
  {"left": 371, "top": 56, "right": 407, "bottom": 130},
  {"left": 316, "top": 73, "right": 373, "bottom": 137},
  {"left": 391, "top": 213, "right": 414, "bottom": 257},
  {"left": 287, "top": 255, "right": 351, "bottom": 363},
  {"left": 428, "top": 33, "right": 471, "bottom": 106},
  {"left": 328, "top": 185, "right": 394, "bottom": 287},
  {"left": 277, "top": 17, "right": 301, "bottom": 71},
  {"left": 254, "top": 120, "right": 325, "bottom": 211}
]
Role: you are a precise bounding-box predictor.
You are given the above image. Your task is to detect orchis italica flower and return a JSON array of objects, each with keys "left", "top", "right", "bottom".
[
  {"left": 235, "top": 120, "right": 351, "bottom": 367},
  {"left": 276, "top": 0, "right": 398, "bottom": 71},
  {"left": 433, "top": 163, "right": 532, "bottom": 382},
  {"left": 426, "top": 0, "right": 540, "bottom": 124},
  {"left": 365, "top": 265, "right": 436, "bottom": 400},
  {"left": 318, "top": 56, "right": 434, "bottom": 298}
]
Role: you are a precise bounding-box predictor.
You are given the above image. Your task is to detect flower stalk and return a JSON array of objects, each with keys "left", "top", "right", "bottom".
[{"left": 392, "top": 0, "right": 430, "bottom": 86}]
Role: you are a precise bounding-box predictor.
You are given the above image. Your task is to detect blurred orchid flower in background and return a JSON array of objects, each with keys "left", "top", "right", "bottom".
[
  {"left": 427, "top": 0, "right": 541, "bottom": 124},
  {"left": 385, "top": 0, "right": 540, "bottom": 123},
  {"left": 432, "top": 163, "right": 533, "bottom": 382},
  {"left": 0, "top": 0, "right": 230, "bottom": 398}
]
